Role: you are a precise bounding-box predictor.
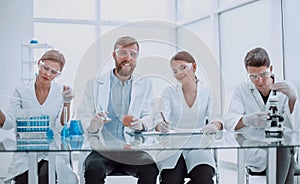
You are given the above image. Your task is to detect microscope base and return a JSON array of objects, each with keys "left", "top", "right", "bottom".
[{"left": 265, "top": 127, "right": 283, "bottom": 138}]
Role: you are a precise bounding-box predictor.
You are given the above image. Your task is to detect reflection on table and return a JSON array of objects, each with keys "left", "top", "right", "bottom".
[{"left": 1, "top": 127, "right": 300, "bottom": 184}]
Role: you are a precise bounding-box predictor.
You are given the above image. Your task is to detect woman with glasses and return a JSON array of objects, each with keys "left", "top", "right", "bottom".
[
  {"left": 224, "top": 47, "right": 299, "bottom": 184},
  {"left": 0, "top": 50, "right": 77, "bottom": 183},
  {"left": 154, "top": 51, "right": 223, "bottom": 184}
]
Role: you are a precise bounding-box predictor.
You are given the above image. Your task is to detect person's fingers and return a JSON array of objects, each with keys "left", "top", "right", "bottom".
[
  {"left": 63, "top": 85, "right": 70, "bottom": 91},
  {"left": 123, "top": 115, "right": 134, "bottom": 127},
  {"left": 203, "top": 124, "right": 218, "bottom": 133},
  {"left": 130, "top": 120, "right": 140, "bottom": 126},
  {"left": 94, "top": 113, "right": 103, "bottom": 122},
  {"left": 255, "top": 112, "right": 269, "bottom": 116},
  {"left": 155, "top": 122, "right": 168, "bottom": 133},
  {"left": 132, "top": 117, "right": 139, "bottom": 121},
  {"left": 258, "top": 115, "right": 270, "bottom": 120},
  {"left": 160, "top": 122, "right": 169, "bottom": 133}
]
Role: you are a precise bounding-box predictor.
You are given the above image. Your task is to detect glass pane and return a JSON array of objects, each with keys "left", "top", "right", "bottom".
[
  {"left": 219, "top": 1, "right": 274, "bottom": 108},
  {"left": 177, "top": 20, "right": 222, "bottom": 120},
  {"left": 34, "top": 23, "right": 96, "bottom": 87},
  {"left": 218, "top": 0, "right": 240, "bottom": 7},
  {"left": 183, "top": 18, "right": 215, "bottom": 54},
  {"left": 283, "top": 0, "right": 300, "bottom": 89},
  {"left": 34, "top": 0, "right": 96, "bottom": 20},
  {"left": 177, "top": 0, "right": 214, "bottom": 23},
  {"left": 101, "top": 0, "right": 173, "bottom": 21}
]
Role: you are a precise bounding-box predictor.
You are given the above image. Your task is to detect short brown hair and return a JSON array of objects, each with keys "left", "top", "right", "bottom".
[
  {"left": 170, "top": 51, "right": 196, "bottom": 64},
  {"left": 244, "top": 47, "right": 270, "bottom": 69},
  {"left": 113, "top": 36, "right": 139, "bottom": 51},
  {"left": 40, "top": 50, "right": 65, "bottom": 71}
]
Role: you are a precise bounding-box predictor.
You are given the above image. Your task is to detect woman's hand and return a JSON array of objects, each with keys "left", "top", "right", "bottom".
[
  {"left": 62, "top": 86, "right": 74, "bottom": 103},
  {"left": 155, "top": 121, "right": 169, "bottom": 133}
]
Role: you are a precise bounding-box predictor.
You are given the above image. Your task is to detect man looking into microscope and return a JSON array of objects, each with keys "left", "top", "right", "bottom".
[{"left": 224, "top": 47, "right": 299, "bottom": 184}]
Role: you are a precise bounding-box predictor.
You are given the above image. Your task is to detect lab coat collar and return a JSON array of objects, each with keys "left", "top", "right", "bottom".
[{"left": 247, "top": 80, "right": 267, "bottom": 111}]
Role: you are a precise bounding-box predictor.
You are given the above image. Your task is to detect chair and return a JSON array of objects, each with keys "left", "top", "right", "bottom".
[
  {"left": 108, "top": 150, "right": 219, "bottom": 184},
  {"left": 245, "top": 167, "right": 266, "bottom": 184},
  {"left": 245, "top": 146, "right": 300, "bottom": 184},
  {"left": 245, "top": 164, "right": 300, "bottom": 184}
]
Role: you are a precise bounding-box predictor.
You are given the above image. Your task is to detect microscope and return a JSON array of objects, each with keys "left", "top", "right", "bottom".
[{"left": 265, "top": 89, "right": 284, "bottom": 138}]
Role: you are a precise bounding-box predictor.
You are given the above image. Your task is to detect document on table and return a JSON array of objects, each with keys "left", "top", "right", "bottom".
[{"left": 126, "top": 128, "right": 215, "bottom": 136}]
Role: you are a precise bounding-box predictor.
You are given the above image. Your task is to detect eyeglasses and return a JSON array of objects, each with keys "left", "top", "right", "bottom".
[
  {"left": 248, "top": 70, "right": 270, "bottom": 81},
  {"left": 115, "top": 48, "right": 139, "bottom": 59},
  {"left": 39, "top": 60, "right": 61, "bottom": 76},
  {"left": 171, "top": 63, "right": 193, "bottom": 75}
]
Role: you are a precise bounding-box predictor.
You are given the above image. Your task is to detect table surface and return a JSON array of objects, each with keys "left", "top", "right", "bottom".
[
  {"left": 1, "top": 127, "right": 299, "bottom": 152},
  {"left": 1, "top": 127, "right": 296, "bottom": 184}
]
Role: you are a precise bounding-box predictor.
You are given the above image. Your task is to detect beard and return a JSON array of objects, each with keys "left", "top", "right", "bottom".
[{"left": 116, "top": 61, "right": 136, "bottom": 77}]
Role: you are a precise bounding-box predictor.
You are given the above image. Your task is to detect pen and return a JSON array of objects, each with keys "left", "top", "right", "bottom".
[
  {"left": 159, "top": 111, "right": 170, "bottom": 133},
  {"left": 160, "top": 112, "right": 167, "bottom": 123}
]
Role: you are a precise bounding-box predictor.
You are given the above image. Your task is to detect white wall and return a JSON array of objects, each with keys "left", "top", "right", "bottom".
[
  {"left": 219, "top": 0, "right": 283, "bottom": 110},
  {"left": 0, "top": 0, "right": 33, "bottom": 179},
  {"left": 73, "top": 20, "right": 177, "bottom": 113},
  {"left": 283, "top": 0, "right": 300, "bottom": 88},
  {"left": 0, "top": 0, "right": 33, "bottom": 109}
]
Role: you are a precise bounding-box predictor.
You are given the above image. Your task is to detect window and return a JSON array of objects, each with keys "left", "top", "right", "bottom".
[{"left": 34, "top": 0, "right": 96, "bottom": 20}]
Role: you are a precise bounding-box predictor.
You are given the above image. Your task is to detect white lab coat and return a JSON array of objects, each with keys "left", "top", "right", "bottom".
[
  {"left": 77, "top": 70, "right": 154, "bottom": 132},
  {"left": 77, "top": 69, "right": 154, "bottom": 183},
  {"left": 3, "top": 82, "right": 78, "bottom": 184},
  {"left": 154, "top": 81, "right": 221, "bottom": 173},
  {"left": 224, "top": 80, "right": 299, "bottom": 172}
]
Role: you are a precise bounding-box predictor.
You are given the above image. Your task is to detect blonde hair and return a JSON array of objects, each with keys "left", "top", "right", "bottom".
[{"left": 40, "top": 50, "right": 65, "bottom": 71}]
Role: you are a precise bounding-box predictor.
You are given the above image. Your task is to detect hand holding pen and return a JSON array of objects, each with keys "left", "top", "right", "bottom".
[{"left": 155, "top": 112, "right": 170, "bottom": 133}]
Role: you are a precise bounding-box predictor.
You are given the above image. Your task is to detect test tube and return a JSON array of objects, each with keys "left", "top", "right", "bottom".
[
  {"left": 98, "top": 105, "right": 111, "bottom": 121},
  {"left": 64, "top": 106, "right": 68, "bottom": 127}
]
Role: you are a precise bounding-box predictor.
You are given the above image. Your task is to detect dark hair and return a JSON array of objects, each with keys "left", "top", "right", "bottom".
[
  {"left": 244, "top": 47, "right": 270, "bottom": 69},
  {"left": 40, "top": 50, "right": 65, "bottom": 70},
  {"left": 170, "top": 51, "right": 196, "bottom": 64},
  {"left": 113, "top": 36, "right": 139, "bottom": 51}
]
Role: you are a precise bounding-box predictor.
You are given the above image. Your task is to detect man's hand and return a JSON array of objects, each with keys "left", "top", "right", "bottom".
[
  {"left": 272, "top": 81, "right": 297, "bottom": 100},
  {"left": 242, "top": 112, "right": 269, "bottom": 127},
  {"left": 129, "top": 118, "right": 144, "bottom": 131},
  {"left": 122, "top": 115, "right": 144, "bottom": 131},
  {"left": 88, "top": 112, "right": 110, "bottom": 133}
]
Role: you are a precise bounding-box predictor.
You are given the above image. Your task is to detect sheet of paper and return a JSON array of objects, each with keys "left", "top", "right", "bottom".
[{"left": 126, "top": 128, "right": 214, "bottom": 136}]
